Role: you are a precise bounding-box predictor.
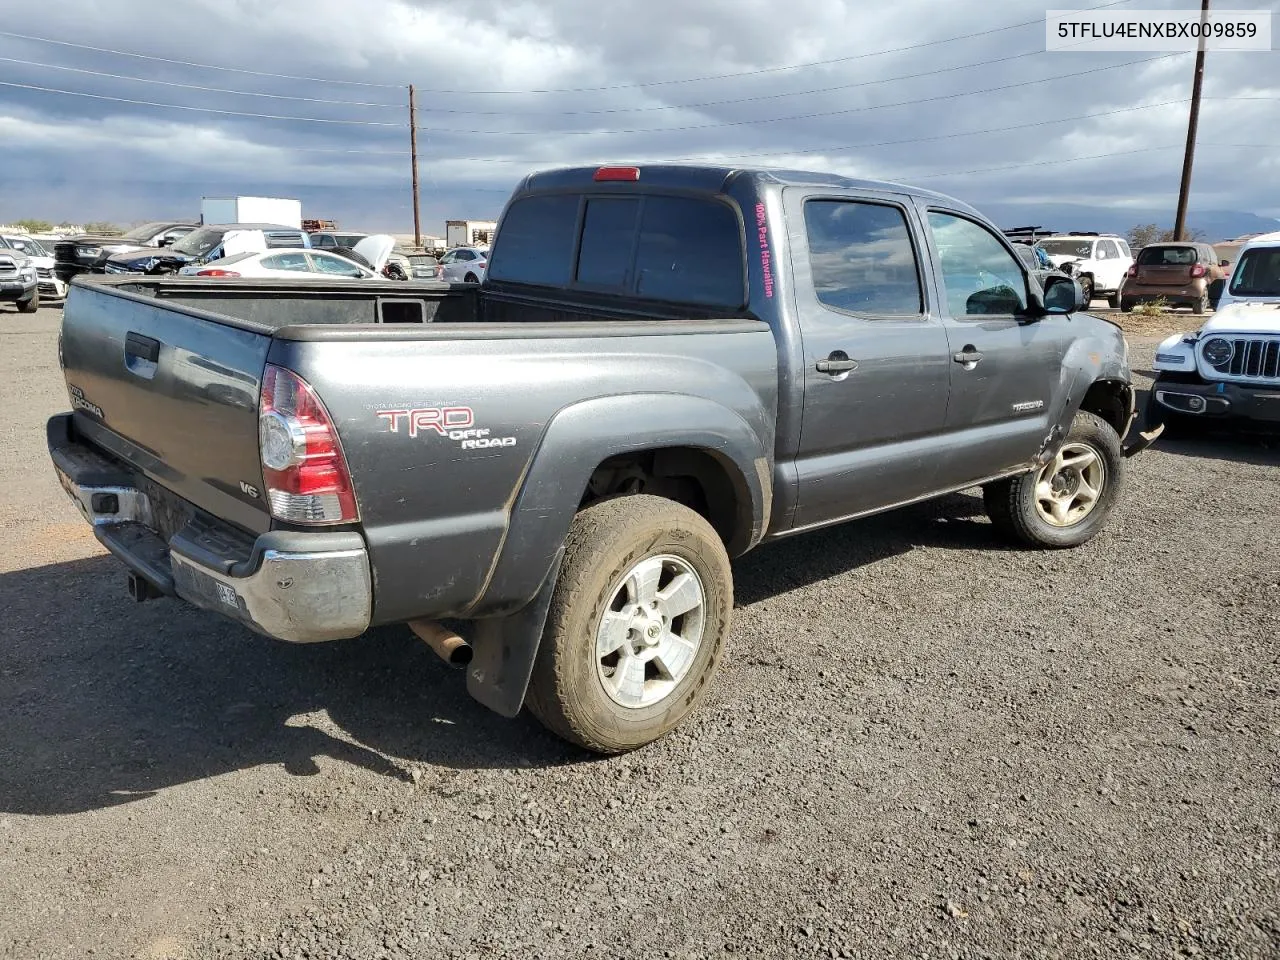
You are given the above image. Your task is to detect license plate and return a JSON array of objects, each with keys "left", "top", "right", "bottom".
[{"left": 215, "top": 582, "right": 239, "bottom": 608}]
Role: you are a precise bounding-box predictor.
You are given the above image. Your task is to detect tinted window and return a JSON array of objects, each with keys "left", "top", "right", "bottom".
[
  {"left": 456, "top": 249, "right": 476, "bottom": 262},
  {"left": 577, "top": 198, "right": 639, "bottom": 288},
  {"left": 1138, "top": 245, "right": 1197, "bottom": 266},
  {"left": 309, "top": 253, "right": 365, "bottom": 277},
  {"left": 804, "top": 200, "right": 922, "bottom": 316},
  {"left": 488, "top": 194, "right": 580, "bottom": 286},
  {"left": 927, "top": 212, "right": 1027, "bottom": 317},
  {"left": 311, "top": 234, "right": 335, "bottom": 248},
  {"left": 633, "top": 196, "right": 743, "bottom": 306},
  {"left": 261, "top": 253, "right": 311, "bottom": 272}
]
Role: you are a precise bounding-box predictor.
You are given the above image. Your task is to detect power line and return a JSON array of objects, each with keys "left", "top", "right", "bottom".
[
  {"left": 0, "top": 79, "right": 404, "bottom": 126},
  {"left": 0, "top": 0, "right": 1136, "bottom": 97},
  {"left": 0, "top": 30, "right": 403, "bottom": 88},
  {"left": 0, "top": 54, "right": 1180, "bottom": 133},
  {"left": 910, "top": 143, "right": 1276, "bottom": 180},
  {"left": 0, "top": 56, "right": 403, "bottom": 107},
  {"left": 412, "top": 55, "right": 1183, "bottom": 136}
]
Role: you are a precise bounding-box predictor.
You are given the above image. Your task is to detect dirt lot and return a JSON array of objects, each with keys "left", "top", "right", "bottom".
[{"left": 1, "top": 304, "right": 1276, "bottom": 960}]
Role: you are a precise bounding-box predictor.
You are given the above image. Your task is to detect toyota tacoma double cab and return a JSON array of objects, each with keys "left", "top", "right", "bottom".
[{"left": 48, "top": 164, "right": 1158, "bottom": 753}]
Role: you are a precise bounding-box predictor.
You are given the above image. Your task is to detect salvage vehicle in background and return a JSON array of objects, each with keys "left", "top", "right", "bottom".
[
  {"left": 177, "top": 237, "right": 395, "bottom": 280},
  {"left": 102, "top": 223, "right": 310, "bottom": 276},
  {"left": 0, "top": 233, "right": 66, "bottom": 303},
  {"left": 1012, "top": 241, "right": 1071, "bottom": 290},
  {"left": 1036, "top": 233, "right": 1134, "bottom": 307},
  {"left": 0, "top": 250, "right": 38, "bottom": 312},
  {"left": 434, "top": 245, "right": 488, "bottom": 283},
  {"left": 47, "top": 163, "right": 1157, "bottom": 754},
  {"left": 53, "top": 221, "right": 197, "bottom": 282},
  {"left": 1120, "top": 242, "right": 1229, "bottom": 314}
]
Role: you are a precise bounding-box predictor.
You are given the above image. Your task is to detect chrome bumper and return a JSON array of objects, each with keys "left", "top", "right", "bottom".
[{"left": 50, "top": 414, "right": 372, "bottom": 643}]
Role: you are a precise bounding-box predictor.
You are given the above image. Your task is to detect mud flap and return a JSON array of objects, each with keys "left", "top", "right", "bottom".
[
  {"left": 1119, "top": 407, "right": 1164, "bottom": 458},
  {"left": 465, "top": 546, "right": 565, "bottom": 718}
]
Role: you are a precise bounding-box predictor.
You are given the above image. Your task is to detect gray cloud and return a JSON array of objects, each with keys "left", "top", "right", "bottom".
[{"left": 1, "top": 0, "right": 1277, "bottom": 236}]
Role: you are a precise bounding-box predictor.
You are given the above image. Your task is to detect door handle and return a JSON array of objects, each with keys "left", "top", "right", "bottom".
[
  {"left": 125, "top": 332, "right": 160, "bottom": 363},
  {"left": 952, "top": 346, "right": 984, "bottom": 366},
  {"left": 816, "top": 351, "right": 858, "bottom": 374}
]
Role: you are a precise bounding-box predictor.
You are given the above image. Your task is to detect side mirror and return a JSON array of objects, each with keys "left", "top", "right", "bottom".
[
  {"left": 1219, "top": 259, "right": 1230, "bottom": 267},
  {"left": 1042, "top": 274, "right": 1083, "bottom": 314}
]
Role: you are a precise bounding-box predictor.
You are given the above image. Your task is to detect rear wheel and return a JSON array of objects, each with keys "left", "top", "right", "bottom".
[
  {"left": 983, "top": 411, "right": 1122, "bottom": 549},
  {"left": 1107, "top": 288, "right": 1122, "bottom": 309},
  {"left": 463, "top": 272, "right": 479, "bottom": 283},
  {"left": 1192, "top": 293, "right": 1208, "bottom": 315},
  {"left": 1120, "top": 299, "right": 1135, "bottom": 313},
  {"left": 525, "top": 494, "right": 733, "bottom": 754},
  {"left": 16, "top": 290, "right": 38, "bottom": 313}
]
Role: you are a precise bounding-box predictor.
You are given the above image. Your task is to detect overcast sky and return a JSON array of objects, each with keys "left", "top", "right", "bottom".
[{"left": 1, "top": 0, "right": 1277, "bottom": 236}]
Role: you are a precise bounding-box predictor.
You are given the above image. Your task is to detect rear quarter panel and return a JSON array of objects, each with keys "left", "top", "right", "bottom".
[{"left": 269, "top": 322, "right": 777, "bottom": 624}]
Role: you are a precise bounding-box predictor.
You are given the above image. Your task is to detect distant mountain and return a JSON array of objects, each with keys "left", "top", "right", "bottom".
[{"left": 980, "top": 203, "right": 1279, "bottom": 242}]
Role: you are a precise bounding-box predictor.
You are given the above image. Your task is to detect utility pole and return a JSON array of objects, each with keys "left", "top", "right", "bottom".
[
  {"left": 1173, "top": 0, "right": 1209, "bottom": 241},
  {"left": 409, "top": 83, "right": 424, "bottom": 249}
]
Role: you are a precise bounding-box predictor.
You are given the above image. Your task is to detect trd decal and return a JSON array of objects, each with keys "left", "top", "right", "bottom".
[
  {"left": 376, "top": 407, "right": 474, "bottom": 437},
  {"left": 374, "top": 405, "right": 517, "bottom": 450}
]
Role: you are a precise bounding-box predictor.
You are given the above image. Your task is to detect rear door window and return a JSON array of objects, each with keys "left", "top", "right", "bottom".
[
  {"left": 804, "top": 199, "right": 923, "bottom": 316},
  {"left": 261, "top": 253, "right": 311, "bottom": 272}
]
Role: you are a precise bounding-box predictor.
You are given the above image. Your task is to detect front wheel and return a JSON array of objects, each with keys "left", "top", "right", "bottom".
[
  {"left": 16, "top": 291, "right": 38, "bottom": 313},
  {"left": 1078, "top": 275, "right": 1095, "bottom": 305},
  {"left": 983, "top": 411, "right": 1123, "bottom": 549},
  {"left": 463, "top": 272, "right": 479, "bottom": 283},
  {"left": 525, "top": 494, "right": 732, "bottom": 754}
]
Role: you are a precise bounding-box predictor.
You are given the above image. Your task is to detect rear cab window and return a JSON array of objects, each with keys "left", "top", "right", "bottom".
[
  {"left": 488, "top": 192, "right": 745, "bottom": 309},
  {"left": 1138, "top": 245, "right": 1198, "bottom": 266}
]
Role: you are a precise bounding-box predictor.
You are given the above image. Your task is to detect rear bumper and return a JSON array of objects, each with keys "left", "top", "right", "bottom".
[
  {"left": 1152, "top": 379, "right": 1280, "bottom": 425},
  {"left": 1123, "top": 282, "right": 1207, "bottom": 307},
  {"left": 48, "top": 413, "right": 372, "bottom": 642}
]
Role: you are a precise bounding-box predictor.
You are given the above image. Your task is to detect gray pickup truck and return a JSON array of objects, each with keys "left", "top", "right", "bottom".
[{"left": 48, "top": 164, "right": 1158, "bottom": 753}]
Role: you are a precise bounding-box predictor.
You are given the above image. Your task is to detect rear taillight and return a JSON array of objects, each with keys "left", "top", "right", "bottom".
[
  {"left": 1190, "top": 264, "right": 1206, "bottom": 278},
  {"left": 1126, "top": 265, "right": 1137, "bottom": 278},
  {"left": 258, "top": 364, "right": 358, "bottom": 524},
  {"left": 434, "top": 265, "right": 443, "bottom": 278},
  {"left": 476, "top": 261, "right": 487, "bottom": 269},
  {"left": 196, "top": 269, "right": 241, "bottom": 277}
]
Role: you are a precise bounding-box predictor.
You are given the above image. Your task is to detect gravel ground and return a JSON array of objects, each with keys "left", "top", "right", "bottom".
[{"left": 1, "top": 303, "right": 1277, "bottom": 960}]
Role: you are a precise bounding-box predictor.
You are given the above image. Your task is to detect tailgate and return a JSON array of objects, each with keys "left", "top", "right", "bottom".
[{"left": 59, "top": 282, "right": 272, "bottom": 535}]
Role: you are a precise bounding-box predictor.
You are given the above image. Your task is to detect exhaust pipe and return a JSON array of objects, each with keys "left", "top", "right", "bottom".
[
  {"left": 126, "top": 572, "right": 161, "bottom": 603},
  {"left": 409, "top": 620, "right": 473, "bottom": 668}
]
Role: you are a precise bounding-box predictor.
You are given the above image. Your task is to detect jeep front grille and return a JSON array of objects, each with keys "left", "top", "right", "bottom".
[{"left": 1209, "top": 337, "right": 1280, "bottom": 381}]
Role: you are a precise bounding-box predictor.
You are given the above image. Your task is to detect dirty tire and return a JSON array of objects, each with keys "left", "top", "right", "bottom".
[
  {"left": 1078, "top": 275, "right": 1094, "bottom": 305},
  {"left": 1192, "top": 293, "right": 1208, "bottom": 315},
  {"left": 983, "top": 411, "right": 1123, "bottom": 549},
  {"left": 525, "top": 494, "right": 732, "bottom": 754},
  {"left": 16, "top": 291, "right": 38, "bottom": 313},
  {"left": 1107, "top": 289, "right": 1122, "bottom": 309}
]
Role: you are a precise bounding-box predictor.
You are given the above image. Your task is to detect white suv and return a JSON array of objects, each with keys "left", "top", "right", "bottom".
[{"left": 1036, "top": 234, "right": 1134, "bottom": 307}]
